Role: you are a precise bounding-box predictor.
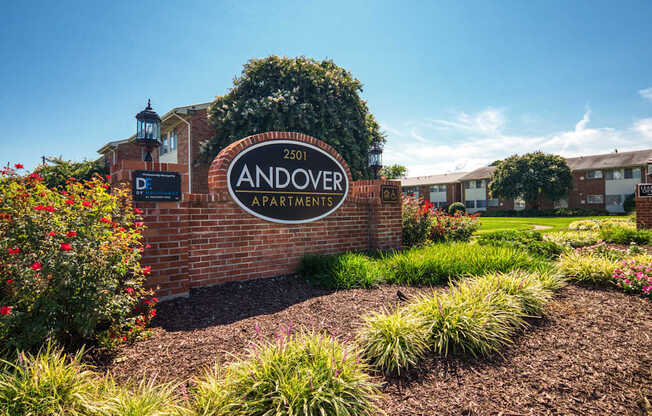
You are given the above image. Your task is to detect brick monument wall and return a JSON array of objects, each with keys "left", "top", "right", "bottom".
[
  {"left": 636, "top": 185, "right": 652, "bottom": 230},
  {"left": 111, "top": 132, "right": 402, "bottom": 299}
]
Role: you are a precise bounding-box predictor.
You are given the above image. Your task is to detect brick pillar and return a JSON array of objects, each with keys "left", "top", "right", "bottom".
[
  {"left": 635, "top": 195, "right": 652, "bottom": 230},
  {"left": 353, "top": 179, "right": 402, "bottom": 250}
]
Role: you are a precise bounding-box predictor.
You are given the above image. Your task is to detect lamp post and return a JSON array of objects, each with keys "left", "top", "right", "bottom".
[
  {"left": 135, "top": 99, "right": 161, "bottom": 162},
  {"left": 368, "top": 143, "right": 383, "bottom": 179}
]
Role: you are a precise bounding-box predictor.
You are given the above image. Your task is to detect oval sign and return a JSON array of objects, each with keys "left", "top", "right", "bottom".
[{"left": 227, "top": 140, "right": 349, "bottom": 224}]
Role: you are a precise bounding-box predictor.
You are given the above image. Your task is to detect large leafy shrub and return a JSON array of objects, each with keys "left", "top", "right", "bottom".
[
  {"left": 402, "top": 197, "right": 479, "bottom": 247},
  {"left": 448, "top": 202, "right": 465, "bottom": 215},
  {"left": 0, "top": 166, "right": 154, "bottom": 352},
  {"left": 34, "top": 157, "right": 109, "bottom": 189},
  {"left": 476, "top": 230, "right": 565, "bottom": 258},
  {"left": 191, "top": 331, "right": 381, "bottom": 416},
  {"left": 199, "top": 56, "right": 385, "bottom": 180}
]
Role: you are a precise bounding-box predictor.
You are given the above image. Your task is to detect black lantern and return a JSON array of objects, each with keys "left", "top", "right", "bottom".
[
  {"left": 368, "top": 142, "right": 383, "bottom": 179},
  {"left": 135, "top": 99, "right": 161, "bottom": 162}
]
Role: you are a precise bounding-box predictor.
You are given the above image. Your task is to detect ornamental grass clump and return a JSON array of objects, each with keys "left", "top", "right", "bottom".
[
  {"left": 298, "top": 252, "right": 381, "bottom": 289},
  {"left": 556, "top": 250, "right": 620, "bottom": 284},
  {"left": 382, "top": 243, "right": 540, "bottom": 285},
  {"left": 191, "top": 331, "right": 381, "bottom": 416},
  {"left": 0, "top": 166, "right": 155, "bottom": 352},
  {"left": 469, "top": 271, "right": 554, "bottom": 316},
  {"left": 0, "top": 343, "right": 101, "bottom": 416},
  {"left": 102, "top": 377, "right": 190, "bottom": 416},
  {"left": 356, "top": 308, "right": 430, "bottom": 375},
  {"left": 408, "top": 280, "right": 525, "bottom": 359}
]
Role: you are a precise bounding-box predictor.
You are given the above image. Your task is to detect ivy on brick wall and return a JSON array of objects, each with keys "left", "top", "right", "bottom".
[{"left": 198, "top": 56, "right": 385, "bottom": 180}]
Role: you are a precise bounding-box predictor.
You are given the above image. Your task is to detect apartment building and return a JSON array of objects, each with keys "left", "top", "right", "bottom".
[
  {"left": 98, "top": 102, "right": 212, "bottom": 194},
  {"left": 401, "top": 149, "right": 652, "bottom": 214},
  {"left": 401, "top": 172, "right": 468, "bottom": 208}
]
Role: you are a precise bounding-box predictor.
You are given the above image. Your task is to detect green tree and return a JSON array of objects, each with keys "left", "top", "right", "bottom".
[
  {"left": 34, "top": 157, "right": 108, "bottom": 189},
  {"left": 199, "top": 56, "right": 386, "bottom": 179},
  {"left": 379, "top": 164, "right": 407, "bottom": 179},
  {"left": 489, "top": 152, "right": 572, "bottom": 209}
]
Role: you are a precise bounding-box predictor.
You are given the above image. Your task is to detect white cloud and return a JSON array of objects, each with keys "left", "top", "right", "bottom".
[
  {"left": 639, "top": 87, "right": 652, "bottom": 102},
  {"left": 382, "top": 107, "right": 652, "bottom": 178}
]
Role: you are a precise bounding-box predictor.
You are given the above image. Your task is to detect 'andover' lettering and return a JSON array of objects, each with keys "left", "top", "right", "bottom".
[{"left": 227, "top": 140, "right": 349, "bottom": 223}]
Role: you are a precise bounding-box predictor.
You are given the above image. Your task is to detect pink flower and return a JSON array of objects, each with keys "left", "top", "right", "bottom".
[
  {"left": 66, "top": 231, "right": 77, "bottom": 237},
  {"left": 82, "top": 201, "right": 93, "bottom": 207},
  {"left": 125, "top": 287, "right": 135, "bottom": 295},
  {"left": 142, "top": 266, "right": 151, "bottom": 275},
  {"left": 30, "top": 262, "right": 42, "bottom": 271},
  {"left": 60, "top": 243, "right": 72, "bottom": 251},
  {"left": 46, "top": 232, "right": 57, "bottom": 237},
  {"left": 34, "top": 205, "right": 45, "bottom": 211},
  {"left": 134, "top": 208, "right": 144, "bottom": 214},
  {"left": 8, "top": 248, "right": 20, "bottom": 254},
  {"left": 0, "top": 306, "right": 12, "bottom": 315},
  {"left": 44, "top": 206, "right": 56, "bottom": 212}
]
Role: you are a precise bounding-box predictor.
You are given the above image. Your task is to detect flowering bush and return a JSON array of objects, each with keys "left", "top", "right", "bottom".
[
  {"left": 0, "top": 165, "right": 155, "bottom": 352},
  {"left": 402, "top": 196, "right": 479, "bottom": 247},
  {"left": 612, "top": 259, "right": 652, "bottom": 299}
]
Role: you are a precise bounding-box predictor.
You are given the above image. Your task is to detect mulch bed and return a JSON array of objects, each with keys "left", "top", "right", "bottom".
[{"left": 101, "top": 276, "right": 652, "bottom": 416}]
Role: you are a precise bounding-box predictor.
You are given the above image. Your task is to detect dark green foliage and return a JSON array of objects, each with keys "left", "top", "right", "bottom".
[
  {"left": 34, "top": 157, "right": 108, "bottom": 189},
  {"left": 480, "top": 207, "right": 608, "bottom": 217},
  {"left": 382, "top": 243, "right": 542, "bottom": 286},
  {"left": 199, "top": 56, "right": 385, "bottom": 180},
  {"left": 623, "top": 193, "right": 635, "bottom": 213},
  {"left": 379, "top": 164, "right": 407, "bottom": 179},
  {"left": 599, "top": 226, "right": 652, "bottom": 245},
  {"left": 448, "top": 202, "right": 465, "bottom": 215},
  {"left": 476, "top": 230, "right": 565, "bottom": 258},
  {"left": 489, "top": 152, "right": 573, "bottom": 209},
  {"left": 298, "top": 252, "right": 381, "bottom": 289}
]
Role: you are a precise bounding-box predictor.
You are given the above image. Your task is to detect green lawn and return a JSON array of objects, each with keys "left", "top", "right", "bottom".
[{"left": 475, "top": 216, "right": 613, "bottom": 234}]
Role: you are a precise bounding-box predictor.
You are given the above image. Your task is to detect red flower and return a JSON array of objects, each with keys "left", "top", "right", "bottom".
[
  {"left": 125, "top": 287, "right": 135, "bottom": 295},
  {"left": 60, "top": 243, "right": 72, "bottom": 251},
  {"left": 28, "top": 173, "right": 43, "bottom": 181},
  {"left": 8, "top": 248, "right": 20, "bottom": 254},
  {"left": 152, "top": 297, "right": 158, "bottom": 303},
  {"left": 134, "top": 221, "right": 144, "bottom": 227},
  {"left": 134, "top": 208, "right": 144, "bottom": 214},
  {"left": 102, "top": 184, "right": 110, "bottom": 190},
  {"left": 145, "top": 244, "right": 151, "bottom": 249},
  {"left": 14, "top": 164, "right": 23, "bottom": 169},
  {"left": 66, "top": 231, "right": 77, "bottom": 237},
  {"left": 34, "top": 205, "right": 45, "bottom": 211},
  {"left": 6, "top": 280, "right": 13, "bottom": 285},
  {"left": 60, "top": 190, "right": 69, "bottom": 195},
  {"left": 44, "top": 206, "right": 56, "bottom": 212},
  {"left": 68, "top": 177, "right": 76, "bottom": 182},
  {"left": 30, "top": 262, "right": 42, "bottom": 271},
  {"left": 46, "top": 232, "right": 57, "bottom": 237},
  {"left": 121, "top": 336, "right": 127, "bottom": 341},
  {"left": 118, "top": 227, "right": 126, "bottom": 232},
  {"left": 150, "top": 309, "right": 157, "bottom": 317},
  {"left": 65, "top": 199, "right": 75, "bottom": 205},
  {"left": 0, "top": 306, "right": 12, "bottom": 316},
  {"left": 82, "top": 201, "right": 93, "bottom": 207},
  {"left": 144, "top": 299, "right": 152, "bottom": 306},
  {"left": 100, "top": 217, "right": 111, "bottom": 223},
  {"left": 142, "top": 266, "right": 151, "bottom": 275},
  {"left": 105, "top": 175, "right": 111, "bottom": 180}
]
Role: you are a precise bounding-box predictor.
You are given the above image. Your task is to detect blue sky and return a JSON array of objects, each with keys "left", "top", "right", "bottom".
[{"left": 1, "top": 1, "right": 651, "bottom": 176}]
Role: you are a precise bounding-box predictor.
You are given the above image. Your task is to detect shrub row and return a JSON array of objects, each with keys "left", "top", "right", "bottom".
[
  {"left": 299, "top": 243, "right": 548, "bottom": 289},
  {"left": 479, "top": 207, "right": 608, "bottom": 217},
  {"left": 402, "top": 197, "right": 479, "bottom": 247},
  {"left": 476, "top": 230, "right": 565, "bottom": 258},
  {"left": 0, "top": 333, "right": 382, "bottom": 416},
  {"left": 356, "top": 270, "right": 563, "bottom": 375}
]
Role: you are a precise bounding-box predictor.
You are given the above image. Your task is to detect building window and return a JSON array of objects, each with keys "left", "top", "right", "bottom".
[
  {"left": 429, "top": 184, "right": 446, "bottom": 193},
  {"left": 514, "top": 198, "right": 525, "bottom": 210},
  {"left": 587, "top": 194, "right": 604, "bottom": 204},
  {"left": 464, "top": 181, "right": 473, "bottom": 189},
  {"left": 587, "top": 170, "right": 602, "bottom": 179},
  {"left": 476, "top": 200, "right": 487, "bottom": 208},
  {"left": 475, "top": 180, "right": 483, "bottom": 188},
  {"left": 623, "top": 168, "right": 640, "bottom": 180},
  {"left": 488, "top": 199, "right": 499, "bottom": 207},
  {"left": 605, "top": 169, "right": 623, "bottom": 180},
  {"left": 465, "top": 200, "right": 475, "bottom": 209},
  {"left": 160, "top": 137, "right": 168, "bottom": 155},
  {"left": 606, "top": 195, "right": 622, "bottom": 206},
  {"left": 169, "top": 131, "right": 177, "bottom": 150},
  {"left": 554, "top": 198, "right": 569, "bottom": 209}
]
